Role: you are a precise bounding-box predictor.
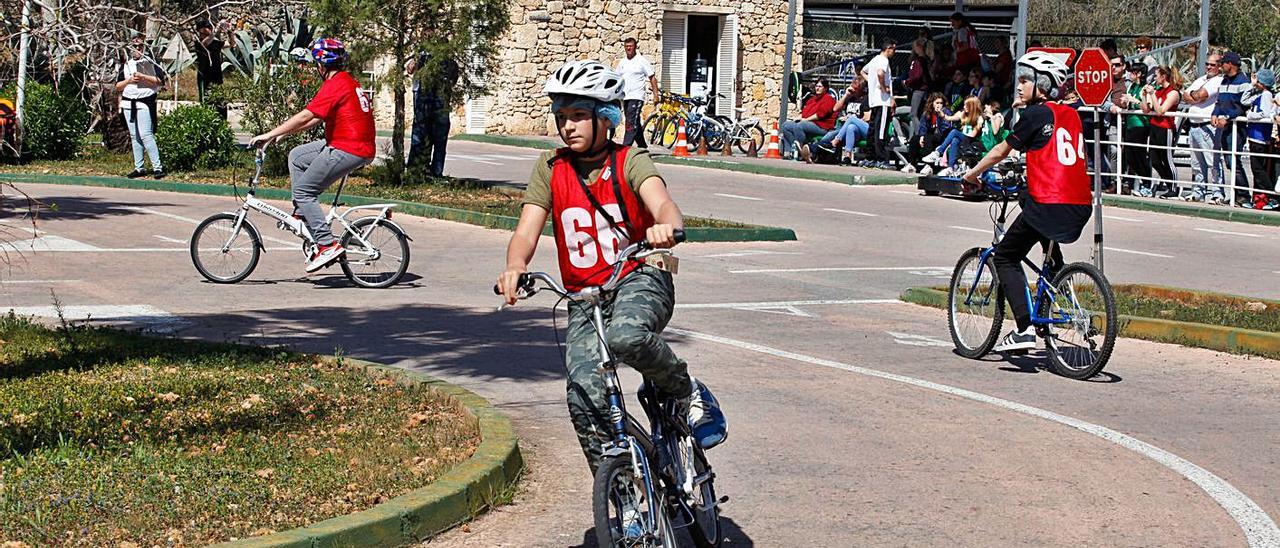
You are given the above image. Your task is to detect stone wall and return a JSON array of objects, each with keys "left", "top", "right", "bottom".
[{"left": 477, "top": 0, "right": 803, "bottom": 136}]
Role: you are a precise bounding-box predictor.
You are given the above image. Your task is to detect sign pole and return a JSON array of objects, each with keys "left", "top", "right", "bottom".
[{"left": 1092, "top": 109, "right": 1104, "bottom": 274}]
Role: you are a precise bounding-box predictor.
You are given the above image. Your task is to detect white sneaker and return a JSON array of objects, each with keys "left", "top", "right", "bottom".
[
  {"left": 918, "top": 165, "right": 934, "bottom": 177},
  {"left": 921, "top": 150, "right": 940, "bottom": 164},
  {"left": 900, "top": 164, "right": 917, "bottom": 173},
  {"left": 993, "top": 327, "right": 1037, "bottom": 352}
]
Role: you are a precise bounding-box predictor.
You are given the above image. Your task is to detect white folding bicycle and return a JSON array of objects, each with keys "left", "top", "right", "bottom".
[{"left": 190, "top": 147, "right": 411, "bottom": 288}]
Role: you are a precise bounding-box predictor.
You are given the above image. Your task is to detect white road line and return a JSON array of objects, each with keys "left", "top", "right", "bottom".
[
  {"left": 449, "top": 154, "right": 503, "bottom": 165},
  {"left": 1102, "top": 215, "right": 1144, "bottom": 223},
  {"left": 713, "top": 193, "right": 763, "bottom": 201},
  {"left": 154, "top": 235, "right": 186, "bottom": 244},
  {"left": 731, "top": 266, "right": 950, "bottom": 274},
  {"left": 949, "top": 225, "right": 989, "bottom": 234},
  {"left": 700, "top": 250, "right": 804, "bottom": 258},
  {"left": 1195, "top": 228, "right": 1263, "bottom": 238},
  {"left": 1105, "top": 247, "right": 1174, "bottom": 258},
  {"left": 17, "top": 246, "right": 295, "bottom": 253},
  {"left": 890, "top": 190, "right": 918, "bottom": 195},
  {"left": 667, "top": 327, "right": 1280, "bottom": 547},
  {"left": 824, "top": 208, "right": 879, "bottom": 217},
  {"left": 1, "top": 279, "right": 80, "bottom": 284},
  {"left": 481, "top": 154, "right": 538, "bottom": 161},
  {"left": 678, "top": 298, "right": 899, "bottom": 309},
  {"left": 127, "top": 206, "right": 297, "bottom": 246}
]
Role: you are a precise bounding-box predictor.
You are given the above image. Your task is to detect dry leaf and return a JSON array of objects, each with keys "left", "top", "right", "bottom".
[{"left": 255, "top": 468, "right": 275, "bottom": 479}]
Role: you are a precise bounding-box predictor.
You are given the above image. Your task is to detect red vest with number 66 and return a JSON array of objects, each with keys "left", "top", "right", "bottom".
[
  {"left": 550, "top": 146, "right": 654, "bottom": 292},
  {"left": 1027, "top": 102, "right": 1092, "bottom": 205}
]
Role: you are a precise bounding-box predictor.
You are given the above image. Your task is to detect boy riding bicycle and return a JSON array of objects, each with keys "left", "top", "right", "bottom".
[
  {"left": 494, "top": 60, "right": 722, "bottom": 472},
  {"left": 962, "top": 52, "right": 1093, "bottom": 352},
  {"left": 250, "top": 38, "right": 375, "bottom": 273}
]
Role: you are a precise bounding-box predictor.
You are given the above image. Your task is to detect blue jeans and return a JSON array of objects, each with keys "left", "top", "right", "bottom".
[
  {"left": 122, "top": 100, "right": 161, "bottom": 171},
  {"left": 935, "top": 129, "right": 967, "bottom": 167},
  {"left": 818, "top": 119, "right": 868, "bottom": 152},
  {"left": 780, "top": 120, "right": 826, "bottom": 155},
  {"left": 1187, "top": 124, "right": 1223, "bottom": 199},
  {"left": 1216, "top": 123, "right": 1249, "bottom": 200}
]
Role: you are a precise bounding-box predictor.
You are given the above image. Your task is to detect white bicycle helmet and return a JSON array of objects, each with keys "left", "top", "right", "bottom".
[
  {"left": 1015, "top": 51, "right": 1070, "bottom": 97},
  {"left": 543, "top": 60, "right": 625, "bottom": 103}
]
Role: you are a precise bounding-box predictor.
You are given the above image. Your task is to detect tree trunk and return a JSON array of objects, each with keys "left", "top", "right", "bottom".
[{"left": 388, "top": 28, "right": 407, "bottom": 186}]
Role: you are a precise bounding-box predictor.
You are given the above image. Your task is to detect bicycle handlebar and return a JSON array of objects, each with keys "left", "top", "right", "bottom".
[
  {"left": 492, "top": 229, "right": 686, "bottom": 299},
  {"left": 980, "top": 159, "right": 1026, "bottom": 195}
]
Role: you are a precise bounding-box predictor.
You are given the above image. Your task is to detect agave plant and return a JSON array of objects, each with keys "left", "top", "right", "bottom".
[{"left": 222, "top": 7, "right": 317, "bottom": 82}]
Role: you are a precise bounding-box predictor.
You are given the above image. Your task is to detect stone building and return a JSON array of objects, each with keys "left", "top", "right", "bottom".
[{"left": 460, "top": 0, "right": 802, "bottom": 136}]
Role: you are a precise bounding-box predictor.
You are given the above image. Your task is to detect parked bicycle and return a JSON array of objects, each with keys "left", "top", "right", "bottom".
[
  {"left": 945, "top": 161, "right": 1117, "bottom": 379},
  {"left": 190, "top": 147, "right": 411, "bottom": 288},
  {"left": 493, "top": 230, "right": 725, "bottom": 547},
  {"left": 641, "top": 92, "right": 763, "bottom": 155}
]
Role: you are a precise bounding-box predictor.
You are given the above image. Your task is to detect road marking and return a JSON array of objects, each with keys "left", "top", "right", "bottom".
[
  {"left": 713, "top": 193, "right": 763, "bottom": 201},
  {"left": 1, "top": 279, "right": 80, "bottom": 284},
  {"left": 700, "top": 250, "right": 804, "bottom": 258},
  {"left": 887, "top": 331, "right": 952, "bottom": 347},
  {"left": 449, "top": 154, "right": 503, "bottom": 165},
  {"left": 731, "top": 266, "right": 950, "bottom": 274},
  {"left": 1102, "top": 215, "right": 1144, "bottom": 223},
  {"left": 679, "top": 298, "right": 899, "bottom": 309},
  {"left": 7, "top": 304, "right": 189, "bottom": 333},
  {"left": 127, "top": 206, "right": 297, "bottom": 246},
  {"left": 12, "top": 246, "right": 294, "bottom": 253},
  {"left": 890, "top": 190, "right": 918, "bottom": 195},
  {"left": 1195, "top": 228, "right": 1262, "bottom": 238},
  {"left": 1105, "top": 247, "right": 1174, "bottom": 258},
  {"left": 154, "top": 235, "right": 186, "bottom": 244},
  {"left": 481, "top": 154, "right": 538, "bottom": 161},
  {"left": 823, "top": 208, "right": 879, "bottom": 217},
  {"left": 949, "top": 225, "right": 989, "bottom": 234},
  {"left": 9, "top": 235, "right": 100, "bottom": 252},
  {"left": 667, "top": 327, "right": 1280, "bottom": 546}
]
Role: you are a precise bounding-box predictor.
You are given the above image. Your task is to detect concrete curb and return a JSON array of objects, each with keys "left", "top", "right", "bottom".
[
  {"left": 214, "top": 358, "right": 523, "bottom": 547},
  {"left": 451, "top": 133, "right": 915, "bottom": 187},
  {"left": 1101, "top": 195, "right": 1280, "bottom": 227},
  {"left": 0, "top": 172, "right": 797, "bottom": 243},
  {"left": 899, "top": 286, "right": 1280, "bottom": 360}
]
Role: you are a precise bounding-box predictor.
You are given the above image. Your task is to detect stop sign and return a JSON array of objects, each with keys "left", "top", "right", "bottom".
[{"left": 1074, "top": 48, "right": 1112, "bottom": 106}]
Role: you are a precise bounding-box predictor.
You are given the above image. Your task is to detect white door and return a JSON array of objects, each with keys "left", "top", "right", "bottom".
[
  {"left": 465, "top": 96, "right": 489, "bottom": 134},
  {"left": 661, "top": 13, "right": 687, "bottom": 95},
  {"left": 716, "top": 14, "right": 738, "bottom": 117}
]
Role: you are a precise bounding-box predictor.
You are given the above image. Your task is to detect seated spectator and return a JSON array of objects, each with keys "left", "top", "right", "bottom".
[
  {"left": 930, "top": 47, "right": 954, "bottom": 93},
  {"left": 992, "top": 40, "right": 1013, "bottom": 92},
  {"left": 1140, "top": 65, "right": 1184, "bottom": 198},
  {"left": 979, "top": 98, "right": 1009, "bottom": 153},
  {"left": 905, "top": 92, "right": 952, "bottom": 175},
  {"left": 945, "top": 68, "right": 970, "bottom": 111},
  {"left": 1243, "top": 68, "right": 1277, "bottom": 210},
  {"left": 922, "top": 96, "right": 982, "bottom": 175},
  {"left": 812, "top": 77, "right": 871, "bottom": 165},
  {"left": 781, "top": 77, "right": 837, "bottom": 159}
]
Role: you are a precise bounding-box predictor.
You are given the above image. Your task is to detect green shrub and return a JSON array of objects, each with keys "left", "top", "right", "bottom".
[
  {"left": 213, "top": 66, "right": 321, "bottom": 175},
  {"left": 1, "top": 82, "right": 88, "bottom": 161},
  {"left": 154, "top": 104, "right": 237, "bottom": 171}
]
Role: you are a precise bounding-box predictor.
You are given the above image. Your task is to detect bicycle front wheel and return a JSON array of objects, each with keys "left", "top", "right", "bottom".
[
  {"left": 190, "top": 213, "right": 261, "bottom": 284},
  {"left": 947, "top": 247, "right": 1004, "bottom": 358},
  {"left": 660, "top": 117, "right": 681, "bottom": 148},
  {"left": 593, "top": 455, "right": 678, "bottom": 548},
  {"left": 687, "top": 445, "right": 723, "bottom": 548},
  {"left": 736, "top": 124, "right": 766, "bottom": 155},
  {"left": 1042, "top": 262, "right": 1117, "bottom": 380},
  {"left": 340, "top": 216, "right": 411, "bottom": 288},
  {"left": 643, "top": 114, "right": 667, "bottom": 148}
]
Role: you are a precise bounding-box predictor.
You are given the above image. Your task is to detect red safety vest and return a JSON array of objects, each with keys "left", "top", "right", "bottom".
[
  {"left": 550, "top": 146, "right": 654, "bottom": 292},
  {"left": 1027, "top": 102, "right": 1093, "bottom": 205}
]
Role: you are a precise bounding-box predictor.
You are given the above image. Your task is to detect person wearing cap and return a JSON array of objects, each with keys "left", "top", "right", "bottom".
[
  {"left": 1212, "top": 51, "right": 1252, "bottom": 204},
  {"left": 1181, "top": 53, "right": 1225, "bottom": 203},
  {"left": 1243, "top": 68, "right": 1278, "bottom": 209}
]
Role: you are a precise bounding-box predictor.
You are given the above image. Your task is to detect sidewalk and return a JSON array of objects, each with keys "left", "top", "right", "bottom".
[{"left": 450, "top": 133, "right": 918, "bottom": 186}]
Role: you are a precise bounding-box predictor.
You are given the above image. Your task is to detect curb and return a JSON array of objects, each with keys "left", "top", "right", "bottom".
[
  {"left": 899, "top": 286, "right": 1280, "bottom": 360},
  {"left": 1101, "top": 195, "right": 1280, "bottom": 227},
  {"left": 451, "top": 134, "right": 914, "bottom": 187},
  {"left": 215, "top": 358, "right": 523, "bottom": 547},
  {"left": 0, "top": 172, "right": 797, "bottom": 243}
]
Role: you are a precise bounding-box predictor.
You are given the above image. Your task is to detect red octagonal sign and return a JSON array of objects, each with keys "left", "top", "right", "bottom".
[{"left": 1074, "top": 48, "right": 1112, "bottom": 107}]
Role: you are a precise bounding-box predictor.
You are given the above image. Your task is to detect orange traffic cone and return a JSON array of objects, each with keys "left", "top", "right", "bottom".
[
  {"left": 764, "top": 122, "right": 783, "bottom": 159},
  {"left": 672, "top": 119, "right": 690, "bottom": 157},
  {"left": 721, "top": 138, "right": 734, "bottom": 156},
  {"left": 696, "top": 135, "right": 709, "bottom": 155},
  {"left": 746, "top": 137, "right": 759, "bottom": 158}
]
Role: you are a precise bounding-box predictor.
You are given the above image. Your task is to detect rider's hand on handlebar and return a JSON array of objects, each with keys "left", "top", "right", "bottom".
[
  {"left": 496, "top": 266, "right": 528, "bottom": 306},
  {"left": 249, "top": 134, "right": 277, "bottom": 149},
  {"left": 645, "top": 224, "right": 681, "bottom": 249},
  {"left": 960, "top": 168, "right": 981, "bottom": 186}
]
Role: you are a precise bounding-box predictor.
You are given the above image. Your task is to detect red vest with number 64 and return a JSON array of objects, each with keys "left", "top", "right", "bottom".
[
  {"left": 1027, "top": 102, "right": 1092, "bottom": 205},
  {"left": 550, "top": 146, "right": 654, "bottom": 292}
]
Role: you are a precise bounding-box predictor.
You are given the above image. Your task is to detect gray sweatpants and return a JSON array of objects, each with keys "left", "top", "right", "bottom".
[{"left": 288, "top": 140, "right": 369, "bottom": 245}]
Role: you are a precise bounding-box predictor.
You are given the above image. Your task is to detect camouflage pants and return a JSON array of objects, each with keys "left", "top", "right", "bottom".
[{"left": 564, "top": 265, "right": 692, "bottom": 472}]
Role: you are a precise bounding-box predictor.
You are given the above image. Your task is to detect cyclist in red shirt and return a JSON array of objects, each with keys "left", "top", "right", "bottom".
[
  {"left": 494, "top": 60, "right": 724, "bottom": 474},
  {"left": 250, "top": 38, "right": 375, "bottom": 273},
  {"left": 962, "top": 52, "right": 1093, "bottom": 352}
]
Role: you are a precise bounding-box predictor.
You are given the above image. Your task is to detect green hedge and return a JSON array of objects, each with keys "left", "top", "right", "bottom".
[
  {"left": 2, "top": 82, "right": 89, "bottom": 161},
  {"left": 155, "top": 104, "right": 237, "bottom": 171}
]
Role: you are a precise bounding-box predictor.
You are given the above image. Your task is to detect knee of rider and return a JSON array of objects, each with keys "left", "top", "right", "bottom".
[{"left": 605, "top": 325, "right": 652, "bottom": 362}]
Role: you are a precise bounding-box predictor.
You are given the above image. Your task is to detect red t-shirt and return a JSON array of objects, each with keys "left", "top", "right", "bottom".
[
  {"left": 1149, "top": 87, "right": 1176, "bottom": 130},
  {"left": 802, "top": 93, "right": 837, "bottom": 130},
  {"left": 306, "top": 71, "right": 376, "bottom": 159}
]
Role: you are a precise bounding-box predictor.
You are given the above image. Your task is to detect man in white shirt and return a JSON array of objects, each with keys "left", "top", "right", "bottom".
[
  {"left": 1181, "top": 53, "right": 1224, "bottom": 202},
  {"left": 616, "top": 37, "right": 660, "bottom": 148},
  {"left": 861, "top": 39, "right": 896, "bottom": 167}
]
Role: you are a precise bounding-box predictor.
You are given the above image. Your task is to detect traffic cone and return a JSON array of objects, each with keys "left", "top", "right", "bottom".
[
  {"left": 721, "top": 138, "right": 734, "bottom": 156},
  {"left": 764, "top": 122, "right": 783, "bottom": 159},
  {"left": 672, "top": 119, "right": 690, "bottom": 157},
  {"left": 696, "top": 135, "right": 709, "bottom": 155},
  {"left": 746, "top": 137, "right": 759, "bottom": 158}
]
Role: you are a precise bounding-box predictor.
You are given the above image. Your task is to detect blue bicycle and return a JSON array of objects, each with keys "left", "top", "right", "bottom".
[{"left": 945, "top": 163, "right": 1117, "bottom": 380}]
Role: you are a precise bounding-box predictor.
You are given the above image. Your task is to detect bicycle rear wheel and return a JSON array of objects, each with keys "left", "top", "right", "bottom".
[
  {"left": 947, "top": 247, "right": 1004, "bottom": 358},
  {"left": 593, "top": 455, "right": 678, "bottom": 548},
  {"left": 190, "top": 213, "right": 261, "bottom": 284},
  {"left": 735, "top": 124, "right": 766, "bottom": 155},
  {"left": 660, "top": 117, "right": 681, "bottom": 148},
  {"left": 339, "top": 216, "right": 411, "bottom": 288},
  {"left": 1041, "top": 262, "right": 1117, "bottom": 380},
  {"left": 643, "top": 114, "right": 667, "bottom": 148}
]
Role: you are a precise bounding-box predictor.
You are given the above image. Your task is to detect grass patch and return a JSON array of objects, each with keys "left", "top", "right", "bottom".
[
  {"left": 0, "top": 314, "right": 480, "bottom": 546},
  {"left": 0, "top": 147, "right": 748, "bottom": 229},
  {"left": 1111, "top": 284, "right": 1280, "bottom": 333}
]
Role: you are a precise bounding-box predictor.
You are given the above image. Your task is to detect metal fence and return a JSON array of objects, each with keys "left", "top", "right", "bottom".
[{"left": 1078, "top": 106, "right": 1278, "bottom": 208}]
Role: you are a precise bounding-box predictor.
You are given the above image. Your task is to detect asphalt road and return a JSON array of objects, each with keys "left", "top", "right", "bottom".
[{"left": 2, "top": 141, "right": 1279, "bottom": 546}]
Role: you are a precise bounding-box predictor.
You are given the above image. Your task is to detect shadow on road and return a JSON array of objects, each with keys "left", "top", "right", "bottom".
[
  {"left": 20, "top": 195, "right": 179, "bottom": 222},
  {"left": 575, "top": 516, "right": 754, "bottom": 547},
  {"left": 998, "top": 352, "right": 1123, "bottom": 383}
]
